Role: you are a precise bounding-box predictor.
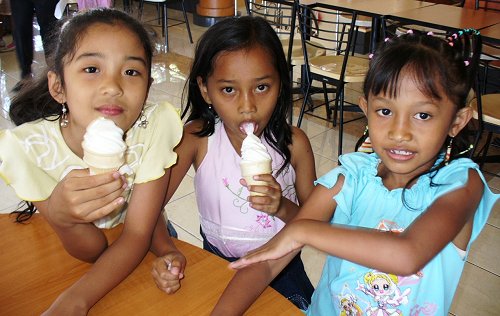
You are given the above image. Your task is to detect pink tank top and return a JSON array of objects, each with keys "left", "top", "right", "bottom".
[{"left": 195, "top": 121, "right": 297, "bottom": 257}]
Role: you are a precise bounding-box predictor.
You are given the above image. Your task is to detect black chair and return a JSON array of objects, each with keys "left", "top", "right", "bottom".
[
  {"left": 138, "top": 0, "right": 193, "bottom": 52},
  {"left": 245, "top": 0, "right": 324, "bottom": 122},
  {"left": 469, "top": 39, "right": 500, "bottom": 172},
  {"left": 475, "top": 0, "right": 500, "bottom": 11},
  {"left": 296, "top": 2, "right": 369, "bottom": 158}
]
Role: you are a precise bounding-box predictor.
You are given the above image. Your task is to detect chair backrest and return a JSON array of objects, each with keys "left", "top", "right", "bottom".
[
  {"left": 475, "top": 0, "right": 500, "bottom": 11},
  {"left": 478, "top": 40, "right": 500, "bottom": 94},
  {"left": 297, "top": 3, "right": 359, "bottom": 80},
  {"left": 245, "top": 0, "right": 298, "bottom": 64}
]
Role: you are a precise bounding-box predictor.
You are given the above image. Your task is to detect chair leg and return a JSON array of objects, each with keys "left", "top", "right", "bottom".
[
  {"left": 157, "top": 3, "right": 162, "bottom": 25},
  {"left": 479, "top": 132, "right": 493, "bottom": 169},
  {"left": 138, "top": 0, "right": 144, "bottom": 20},
  {"left": 162, "top": 4, "right": 168, "bottom": 52},
  {"left": 337, "top": 87, "right": 345, "bottom": 157},
  {"left": 181, "top": 0, "right": 193, "bottom": 43},
  {"left": 322, "top": 82, "right": 332, "bottom": 120},
  {"left": 297, "top": 82, "right": 312, "bottom": 127}
]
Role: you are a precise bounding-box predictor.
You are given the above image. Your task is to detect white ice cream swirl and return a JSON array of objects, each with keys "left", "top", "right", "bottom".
[
  {"left": 82, "top": 117, "right": 126, "bottom": 154},
  {"left": 241, "top": 132, "right": 271, "bottom": 163}
]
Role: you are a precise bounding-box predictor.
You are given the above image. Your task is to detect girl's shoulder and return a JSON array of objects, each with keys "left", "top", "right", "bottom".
[
  {"left": 316, "top": 152, "right": 377, "bottom": 189},
  {"left": 184, "top": 119, "right": 206, "bottom": 134},
  {"left": 290, "top": 125, "right": 311, "bottom": 145},
  {"left": 143, "top": 101, "right": 182, "bottom": 128}
]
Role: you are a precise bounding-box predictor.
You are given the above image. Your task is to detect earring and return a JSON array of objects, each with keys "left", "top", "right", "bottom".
[
  {"left": 138, "top": 109, "right": 148, "bottom": 129},
  {"left": 60, "top": 103, "right": 69, "bottom": 128},
  {"left": 444, "top": 137, "right": 453, "bottom": 165}
]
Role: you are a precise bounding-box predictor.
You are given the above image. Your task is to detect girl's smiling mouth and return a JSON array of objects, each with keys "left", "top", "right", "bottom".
[{"left": 386, "top": 148, "right": 415, "bottom": 161}]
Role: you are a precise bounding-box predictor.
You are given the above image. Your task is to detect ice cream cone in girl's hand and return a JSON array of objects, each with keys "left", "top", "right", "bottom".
[
  {"left": 82, "top": 117, "right": 127, "bottom": 175},
  {"left": 240, "top": 122, "right": 272, "bottom": 196}
]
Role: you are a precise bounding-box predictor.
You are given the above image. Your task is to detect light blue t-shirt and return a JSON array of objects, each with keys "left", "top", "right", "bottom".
[{"left": 307, "top": 152, "right": 498, "bottom": 316}]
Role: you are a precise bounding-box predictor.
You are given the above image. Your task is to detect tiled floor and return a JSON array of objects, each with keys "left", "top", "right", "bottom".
[{"left": 0, "top": 4, "right": 499, "bottom": 315}]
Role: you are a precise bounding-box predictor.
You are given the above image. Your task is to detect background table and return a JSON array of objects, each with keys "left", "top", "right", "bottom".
[
  {"left": 0, "top": 214, "right": 302, "bottom": 315},
  {"left": 312, "top": 0, "right": 436, "bottom": 16},
  {"left": 308, "top": 0, "right": 437, "bottom": 51},
  {"left": 385, "top": 4, "right": 500, "bottom": 32},
  {"left": 480, "top": 23, "right": 500, "bottom": 43}
]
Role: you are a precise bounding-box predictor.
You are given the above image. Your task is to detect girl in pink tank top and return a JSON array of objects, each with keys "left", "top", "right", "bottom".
[{"left": 152, "top": 16, "right": 317, "bottom": 310}]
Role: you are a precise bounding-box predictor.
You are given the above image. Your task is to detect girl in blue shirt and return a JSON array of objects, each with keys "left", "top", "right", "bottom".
[{"left": 213, "top": 29, "right": 499, "bottom": 315}]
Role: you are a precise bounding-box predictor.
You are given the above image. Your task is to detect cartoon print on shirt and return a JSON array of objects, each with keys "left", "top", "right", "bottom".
[
  {"left": 357, "top": 271, "right": 411, "bottom": 316},
  {"left": 337, "top": 284, "right": 364, "bottom": 316}
]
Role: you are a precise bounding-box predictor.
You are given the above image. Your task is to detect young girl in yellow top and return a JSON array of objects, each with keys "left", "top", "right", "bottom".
[{"left": 0, "top": 9, "right": 185, "bottom": 315}]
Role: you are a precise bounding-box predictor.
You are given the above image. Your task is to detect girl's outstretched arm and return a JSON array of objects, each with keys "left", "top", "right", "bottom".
[
  {"left": 233, "top": 169, "right": 484, "bottom": 276},
  {"left": 41, "top": 172, "right": 172, "bottom": 315},
  {"left": 212, "top": 179, "right": 342, "bottom": 315}
]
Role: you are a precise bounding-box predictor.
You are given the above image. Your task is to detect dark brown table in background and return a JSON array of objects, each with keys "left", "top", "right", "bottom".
[
  {"left": 0, "top": 214, "right": 302, "bottom": 315},
  {"left": 306, "top": 0, "right": 438, "bottom": 50},
  {"left": 385, "top": 4, "right": 500, "bottom": 32},
  {"left": 480, "top": 22, "right": 500, "bottom": 43}
]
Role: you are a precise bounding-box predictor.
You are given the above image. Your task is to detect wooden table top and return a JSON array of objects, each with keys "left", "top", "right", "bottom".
[
  {"left": 310, "top": 0, "right": 436, "bottom": 16},
  {"left": 0, "top": 214, "right": 302, "bottom": 315},
  {"left": 386, "top": 4, "right": 500, "bottom": 31},
  {"left": 480, "top": 22, "right": 500, "bottom": 43}
]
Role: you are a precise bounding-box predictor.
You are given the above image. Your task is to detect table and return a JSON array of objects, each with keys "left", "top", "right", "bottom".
[
  {"left": 0, "top": 214, "right": 302, "bottom": 315},
  {"left": 385, "top": 4, "right": 500, "bottom": 32},
  {"left": 480, "top": 22, "right": 500, "bottom": 43},
  {"left": 313, "top": 0, "right": 436, "bottom": 16},
  {"left": 308, "top": 0, "right": 437, "bottom": 52}
]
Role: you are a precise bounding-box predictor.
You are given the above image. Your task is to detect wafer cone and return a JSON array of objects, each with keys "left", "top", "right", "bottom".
[
  {"left": 82, "top": 146, "right": 125, "bottom": 175},
  {"left": 240, "top": 159, "right": 272, "bottom": 196}
]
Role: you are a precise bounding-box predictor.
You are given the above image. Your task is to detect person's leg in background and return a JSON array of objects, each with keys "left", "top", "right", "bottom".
[
  {"left": 0, "top": 0, "right": 15, "bottom": 52},
  {"left": 10, "top": 0, "right": 34, "bottom": 80},
  {"left": 32, "top": 0, "right": 58, "bottom": 60}
]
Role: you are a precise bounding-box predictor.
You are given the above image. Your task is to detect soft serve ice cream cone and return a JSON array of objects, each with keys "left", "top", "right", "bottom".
[
  {"left": 240, "top": 122, "right": 272, "bottom": 196},
  {"left": 82, "top": 117, "right": 127, "bottom": 175}
]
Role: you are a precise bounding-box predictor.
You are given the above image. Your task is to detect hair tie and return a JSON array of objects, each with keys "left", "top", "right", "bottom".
[{"left": 452, "top": 33, "right": 458, "bottom": 39}]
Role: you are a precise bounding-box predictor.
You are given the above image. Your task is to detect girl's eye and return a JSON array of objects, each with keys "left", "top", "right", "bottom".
[
  {"left": 84, "top": 67, "right": 98, "bottom": 73},
  {"left": 256, "top": 84, "right": 268, "bottom": 92},
  {"left": 414, "top": 112, "right": 431, "bottom": 120},
  {"left": 125, "top": 69, "right": 139, "bottom": 76},
  {"left": 222, "top": 87, "right": 234, "bottom": 94},
  {"left": 376, "top": 108, "right": 391, "bottom": 116}
]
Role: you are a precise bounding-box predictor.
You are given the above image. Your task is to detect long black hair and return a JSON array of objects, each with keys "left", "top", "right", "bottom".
[
  {"left": 363, "top": 29, "right": 482, "bottom": 208},
  {"left": 9, "top": 8, "right": 154, "bottom": 126},
  {"left": 9, "top": 8, "right": 154, "bottom": 222},
  {"left": 182, "top": 16, "right": 293, "bottom": 174}
]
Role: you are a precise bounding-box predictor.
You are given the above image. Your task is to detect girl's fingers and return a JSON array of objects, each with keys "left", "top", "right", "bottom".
[
  {"left": 64, "top": 170, "right": 124, "bottom": 192},
  {"left": 81, "top": 196, "right": 125, "bottom": 222},
  {"left": 66, "top": 174, "right": 126, "bottom": 207}
]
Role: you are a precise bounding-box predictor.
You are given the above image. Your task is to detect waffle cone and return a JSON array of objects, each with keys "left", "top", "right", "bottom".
[
  {"left": 240, "top": 160, "right": 272, "bottom": 196},
  {"left": 83, "top": 147, "right": 125, "bottom": 175}
]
